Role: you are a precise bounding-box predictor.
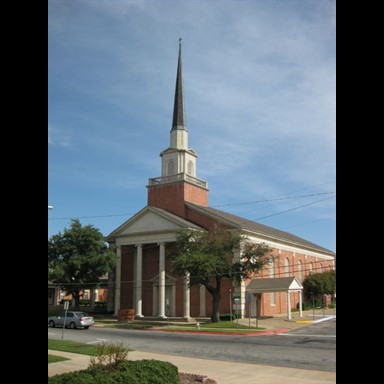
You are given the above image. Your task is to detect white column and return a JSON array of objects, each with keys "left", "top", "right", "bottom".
[
  {"left": 287, "top": 291, "right": 292, "bottom": 320},
  {"left": 183, "top": 272, "right": 191, "bottom": 319},
  {"left": 135, "top": 244, "right": 143, "bottom": 317},
  {"left": 158, "top": 243, "right": 166, "bottom": 318},
  {"left": 240, "top": 281, "right": 246, "bottom": 319},
  {"left": 299, "top": 290, "right": 303, "bottom": 317},
  {"left": 114, "top": 246, "right": 121, "bottom": 316}
]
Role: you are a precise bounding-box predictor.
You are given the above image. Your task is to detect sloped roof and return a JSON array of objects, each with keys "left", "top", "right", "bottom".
[
  {"left": 185, "top": 202, "right": 335, "bottom": 256},
  {"left": 246, "top": 276, "right": 303, "bottom": 293}
]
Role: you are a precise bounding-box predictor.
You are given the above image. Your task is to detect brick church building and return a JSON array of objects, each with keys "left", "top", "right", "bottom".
[{"left": 106, "top": 41, "right": 335, "bottom": 321}]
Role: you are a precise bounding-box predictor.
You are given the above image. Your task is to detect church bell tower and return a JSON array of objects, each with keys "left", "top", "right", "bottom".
[{"left": 147, "top": 39, "right": 209, "bottom": 216}]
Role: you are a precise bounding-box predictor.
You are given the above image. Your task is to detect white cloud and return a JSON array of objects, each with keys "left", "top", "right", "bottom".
[{"left": 48, "top": 0, "right": 336, "bottom": 250}]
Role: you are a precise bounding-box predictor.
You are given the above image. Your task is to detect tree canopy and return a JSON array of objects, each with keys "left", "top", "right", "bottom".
[
  {"left": 171, "top": 224, "right": 272, "bottom": 322},
  {"left": 48, "top": 219, "right": 117, "bottom": 310},
  {"left": 302, "top": 270, "right": 336, "bottom": 299}
]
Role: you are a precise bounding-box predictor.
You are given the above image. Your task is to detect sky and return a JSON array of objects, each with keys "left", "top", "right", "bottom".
[{"left": 48, "top": 0, "right": 336, "bottom": 253}]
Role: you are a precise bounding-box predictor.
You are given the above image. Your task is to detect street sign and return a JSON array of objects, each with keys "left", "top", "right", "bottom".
[{"left": 233, "top": 295, "right": 240, "bottom": 302}]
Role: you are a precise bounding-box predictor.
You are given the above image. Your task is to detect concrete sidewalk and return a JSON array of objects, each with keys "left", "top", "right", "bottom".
[
  {"left": 48, "top": 310, "right": 336, "bottom": 383},
  {"left": 48, "top": 349, "right": 336, "bottom": 383}
]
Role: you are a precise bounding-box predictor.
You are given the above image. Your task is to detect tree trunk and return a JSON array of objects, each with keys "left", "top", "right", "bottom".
[
  {"left": 72, "top": 289, "right": 81, "bottom": 311},
  {"left": 211, "top": 291, "right": 221, "bottom": 322},
  {"left": 211, "top": 277, "right": 222, "bottom": 323}
]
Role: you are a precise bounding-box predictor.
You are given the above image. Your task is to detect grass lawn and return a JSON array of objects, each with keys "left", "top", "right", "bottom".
[
  {"left": 48, "top": 339, "right": 132, "bottom": 356},
  {"left": 48, "top": 354, "right": 70, "bottom": 364},
  {"left": 101, "top": 320, "right": 265, "bottom": 333},
  {"left": 48, "top": 339, "right": 103, "bottom": 356},
  {"left": 165, "top": 322, "right": 265, "bottom": 333}
]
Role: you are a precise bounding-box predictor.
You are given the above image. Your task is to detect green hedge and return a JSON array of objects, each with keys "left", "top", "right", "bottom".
[
  {"left": 48, "top": 359, "right": 179, "bottom": 384},
  {"left": 220, "top": 313, "right": 238, "bottom": 321}
]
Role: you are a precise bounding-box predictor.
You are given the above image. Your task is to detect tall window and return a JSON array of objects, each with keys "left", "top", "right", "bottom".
[
  {"left": 187, "top": 160, "right": 194, "bottom": 175},
  {"left": 285, "top": 258, "right": 290, "bottom": 277},
  {"left": 298, "top": 260, "right": 303, "bottom": 281},
  {"left": 319, "top": 263, "right": 323, "bottom": 273},
  {"left": 269, "top": 257, "right": 275, "bottom": 278},
  {"left": 167, "top": 160, "right": 175, "bottom": 176},
  {"left": 269, "top": 257, "right": 276, "bottom": 305},
  {"left": 309, "top": 262, "right": 314, "bottom": 273}
]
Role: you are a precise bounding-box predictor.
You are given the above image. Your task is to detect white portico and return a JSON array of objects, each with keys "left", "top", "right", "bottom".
[{"left": 107, "top": 206, "right": 203, "bottom": 320}]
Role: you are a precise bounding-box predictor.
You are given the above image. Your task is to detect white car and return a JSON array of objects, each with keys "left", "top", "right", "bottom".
[{"left": 48, "top": 311, "right": 95, "bottom": 329}]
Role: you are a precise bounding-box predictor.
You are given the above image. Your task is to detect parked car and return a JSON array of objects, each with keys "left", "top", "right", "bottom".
[{"left": 48, "top": 311, "right": 94, "bottom": 329}]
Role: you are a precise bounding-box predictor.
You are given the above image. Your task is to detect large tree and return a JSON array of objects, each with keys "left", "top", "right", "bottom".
[
  {"left": 48, "top": 219, "right": 117, "bottom": 310},
  {"left": 302, "top": 270, "right": 336, "bottom": 300},
  {"left": 171, "top": 224, "right": 272, "bottom": 322}
]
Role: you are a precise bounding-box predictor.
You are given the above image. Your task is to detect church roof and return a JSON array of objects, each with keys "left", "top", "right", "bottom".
[{"left": 185, "top": 202, "right": 335, "bottom": 256}]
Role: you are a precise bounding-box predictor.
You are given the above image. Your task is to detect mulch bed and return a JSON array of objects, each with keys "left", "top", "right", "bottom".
[{"left": 179, "top": 372, "right": 217, "bottom": 384}]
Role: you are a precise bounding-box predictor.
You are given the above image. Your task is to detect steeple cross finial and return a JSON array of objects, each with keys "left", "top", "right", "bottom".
[{"left": 179, "top": 37, "right": 182, "bottom": 46}]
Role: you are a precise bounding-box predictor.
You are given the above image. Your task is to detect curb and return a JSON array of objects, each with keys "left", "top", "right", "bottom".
[{"left": 146, "top": 327, "right": 292, "bottom": 336}]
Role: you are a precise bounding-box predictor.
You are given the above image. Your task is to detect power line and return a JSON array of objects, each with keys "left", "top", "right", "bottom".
[
  {"left": 47, "top": 191, "right": 335, "bottom": 221},
  {"left": 213, "top": 191, "right": 335, "bottom": 208},
  {"left": 254, "top": 196, "right": 335, "bottom": 221}
]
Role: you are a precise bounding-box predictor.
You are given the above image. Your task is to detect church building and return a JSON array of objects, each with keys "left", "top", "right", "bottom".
[{"left": 106, "top": 41, "right": 335, "bottom": 321}]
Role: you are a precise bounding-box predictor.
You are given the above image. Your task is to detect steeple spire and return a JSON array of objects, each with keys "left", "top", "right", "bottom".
[
  {"left": 171, "top": 38, "right": 187, "bottom": 131},
  {"left": 147, "top": 40, "right": 209, "bottom": 212}
]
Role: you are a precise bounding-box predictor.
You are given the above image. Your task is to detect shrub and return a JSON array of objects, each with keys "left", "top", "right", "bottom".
[
  {"left": 89, "top": 342, "right": 128, "bottom": 370},
  {"left": 48, "top": 360, "right": 179, "bottom": 384},
  {"left": 220, "top": 313, "right": 238, "bottom": 321}
]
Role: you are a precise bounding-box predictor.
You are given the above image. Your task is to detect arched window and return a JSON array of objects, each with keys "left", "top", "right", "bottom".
[
  {"left": 298, "top": 260, "right": 303, "bottom": 281},
  {"left": 167, "top": 160, "right": 175, "bottom": 176},
  {"left": 187, "top": 160, "right": 194, "bottom": 175},
  {"left": 285, "top": 258, "right": 290, "bottom": 277},
  {"left": 269, "top": 257, "right": 276, "bottom": 305},
  {"left": 269, "top": 257, "right": 275, "bottom": 278},
  {"left": 309, "top": 262, "right": 314, "bottom": 273},
  {"left": 319, "top": 263, "right": 323, "bottom": 273}
]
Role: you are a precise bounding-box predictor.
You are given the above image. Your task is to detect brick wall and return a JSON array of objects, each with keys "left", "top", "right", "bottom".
[{"left": 147, "top": 182, "right": 208, "bottom": 216}]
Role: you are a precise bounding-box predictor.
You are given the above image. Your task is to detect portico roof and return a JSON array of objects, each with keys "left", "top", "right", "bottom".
[{"left": 246, "top": 276, "right": 303, "bottom": 293}]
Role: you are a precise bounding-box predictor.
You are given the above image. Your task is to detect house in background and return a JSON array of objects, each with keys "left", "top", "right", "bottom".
[
  {"left": 106, "top": 41, "right": 335, "bottom": 320},
  {"left": 48, "top": 274, "right": 109, "bottom": 310}
]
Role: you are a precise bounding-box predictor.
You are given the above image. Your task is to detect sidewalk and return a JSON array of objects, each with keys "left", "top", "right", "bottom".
[
  {"left": 48, "top": 349, "right": 336, "bottom": 383},
  {"left": 48, "top": 309, "right": 336, "bottom": 383}
]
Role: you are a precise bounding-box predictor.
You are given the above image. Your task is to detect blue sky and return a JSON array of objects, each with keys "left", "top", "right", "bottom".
[{"left": 48, "top": 0, "right": 336, "bottom": 252}]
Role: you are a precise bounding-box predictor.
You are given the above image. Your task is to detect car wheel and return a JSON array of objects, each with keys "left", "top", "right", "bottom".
[
  {"left": 49, "top": 320, "right": 55, "bottom": 328},
  {"left": 84, "top": 326, "right": 89, "bottom": 329},
  {"left": 69, "top": 322, "right": 76, "bottom": 329}
]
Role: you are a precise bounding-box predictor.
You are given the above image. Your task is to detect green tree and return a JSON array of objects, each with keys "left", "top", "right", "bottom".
[
  {"left": 48, "top": 219, "right": 117, "bottom": 310},
  {"left": 171, "top": 224, "right": 272, "bottom": 322},
  {"left": 302, "top": 270, "right": 336, "bottom": 300}
]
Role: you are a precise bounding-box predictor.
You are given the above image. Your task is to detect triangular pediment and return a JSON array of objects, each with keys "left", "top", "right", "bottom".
[
  {"left": 246, "top": 276, "right": 303, "bottom": 293},
  {"left": 107, "top": 206, "right": 203, "bottom": 238}
]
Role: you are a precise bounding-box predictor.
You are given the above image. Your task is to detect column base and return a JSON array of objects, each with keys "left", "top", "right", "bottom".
[{"left": 183, "top": 316, "right": 196, "bottom": 322}]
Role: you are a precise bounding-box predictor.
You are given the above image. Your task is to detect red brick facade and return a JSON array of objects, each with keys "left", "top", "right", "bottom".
[
  {"left": 115, "top": 240, "right": 334, "bottom": 318},
  {"left": 147, "top": 181, "right": 208, "bottom": 216}
]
